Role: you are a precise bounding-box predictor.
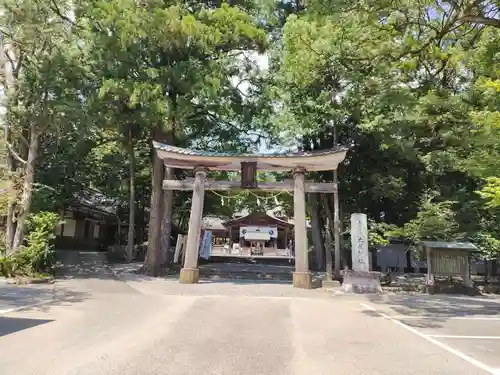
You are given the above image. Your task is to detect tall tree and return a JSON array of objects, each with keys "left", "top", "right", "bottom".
[
  {"left": 1, "top": 0, "right": 84, "bottom": 252},
  {"left": 79, "top": 0, "right": 267, "bottom": 274}
]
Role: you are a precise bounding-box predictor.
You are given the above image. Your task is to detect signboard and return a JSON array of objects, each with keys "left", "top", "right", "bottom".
[
  {"left": 431, "top": 249, "right": 467, "bottom": 276},
  {"left": 244, "top": 232, "right": 271, "bottom": 241},
  {"left": 240, "top": 226, "right": 277, "bottom": 238},
  {"left": 241, "top": 162, "right": 258, "bottom": 188}
]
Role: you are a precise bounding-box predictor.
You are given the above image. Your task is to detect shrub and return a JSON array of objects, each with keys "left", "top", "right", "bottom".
[
  {"left": 0, "top": 212, "right": 61, "bottom": 277},
  {"left": 24, "top": 211, "right": 61, "bottom": 273}
]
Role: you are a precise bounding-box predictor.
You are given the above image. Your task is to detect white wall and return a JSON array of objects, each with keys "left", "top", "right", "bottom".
[{"left": 62, "top": 219, "right": 76, "bottom": 237}]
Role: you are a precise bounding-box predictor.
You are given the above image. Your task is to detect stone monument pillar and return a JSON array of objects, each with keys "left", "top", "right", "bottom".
[
  {"left": 342, "top": 213, "right": 382, "bottom": 293},
  {"left": 180, "top": 167, "right": 207, "bottom": 283},
  {"left": 292, "top": 168, "right": 312, "bottom": 289},
  {"left": 351, "top": 213, "right": 369, "bottom": 272}
]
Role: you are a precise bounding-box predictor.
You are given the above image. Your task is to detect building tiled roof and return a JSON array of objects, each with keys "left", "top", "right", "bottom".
[
  {"left": 202, "top": 216, "right": 229, "bottom": 231},
  {"left": 153, "top": 142, "right": 349, "bottom": 158}
]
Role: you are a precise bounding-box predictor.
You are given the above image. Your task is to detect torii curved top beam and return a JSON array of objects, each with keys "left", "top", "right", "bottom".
[{"left": 153, "top": 142, "right": 349, "bottom": 172}]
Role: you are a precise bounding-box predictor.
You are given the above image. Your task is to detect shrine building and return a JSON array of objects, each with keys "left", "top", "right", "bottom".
[{"left": 202, "top": 211, "right": 311, "bottom": 258}]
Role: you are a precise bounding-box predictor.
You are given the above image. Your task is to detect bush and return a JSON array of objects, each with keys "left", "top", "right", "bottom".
[{"left": 0, "top": 211, "right": 61, "bottom": 278}]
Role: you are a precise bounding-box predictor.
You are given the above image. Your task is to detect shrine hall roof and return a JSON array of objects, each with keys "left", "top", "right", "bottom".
[{"left": 153, "top": 142, "right": 349, "bottom": 172}]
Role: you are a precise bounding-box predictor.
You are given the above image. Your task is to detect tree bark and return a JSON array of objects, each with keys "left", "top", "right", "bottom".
[
  {"left": 11, "top": 124, "right": 39, "bottom": 251},
  {"left": 145, "top": 139, "right": 164, "bottom": 276},
  {"left": 160, "top": 93, "right": 177, "bottom": 266},
  {"left": 321, "top": 193, "right": 334, "bottom": 280},
  {"left": 116, "top": 211, "right": 121, "bottom": 245},
  {"left": 338, "top": 202, "right": 349, "bottom": 269},
  {"left": 161, "top": 167, "right": 174, "bottom": 265},
  {"left": 4, "top": 121, "right": 16, "bottom": 252},
  {"left": 2, "top": 33, "right": 17, "bottom": 253},
  {"left": 125, "top": 130, "right": 136, "bottom": 262},
  {"left": 333, "top": 169, "right": 341, "bottom": 277},
  {"left": 308, "top": 193, "right": 324, "bottom": 270}
]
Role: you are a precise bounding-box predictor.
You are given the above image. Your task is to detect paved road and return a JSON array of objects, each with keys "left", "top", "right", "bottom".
[{"left": 1, "top": 267, "right": 500, "bottom": 375}]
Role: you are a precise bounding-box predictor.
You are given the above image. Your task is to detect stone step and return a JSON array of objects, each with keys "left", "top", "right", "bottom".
[{"left": 198, "top": 268, "right": 293, "bottom": 281}]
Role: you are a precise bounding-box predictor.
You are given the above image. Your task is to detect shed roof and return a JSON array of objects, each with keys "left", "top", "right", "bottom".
[
  {"left": 421, "top": 241, "right": 479, "bottom": 252},
  {"left": 153, "top": 142, "right": 349, "bottom": 172}
]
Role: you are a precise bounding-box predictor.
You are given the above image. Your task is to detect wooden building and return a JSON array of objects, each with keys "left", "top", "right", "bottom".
[
  {"left": 203, "top": 211, "right": 310, "bottom": 258},
  {"left": 55, "top": 199, "right": 119, "bottom": 251}
]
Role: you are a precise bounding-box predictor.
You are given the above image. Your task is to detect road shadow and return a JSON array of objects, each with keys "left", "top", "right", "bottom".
[
  {"left": 362, "top": 294, "right": 500, "bottom": 329},
  {"left": 0, "top": 252, "right": 109, "bottom": 313},
  {"left": 54, "top": 251, "right": 116, "bottom": 280},
  {"left": 0, "top": 283, "right": 90, "bottom": 313},
  {"left": 0, "top": 316, "right": 54, "bottom": 337}
]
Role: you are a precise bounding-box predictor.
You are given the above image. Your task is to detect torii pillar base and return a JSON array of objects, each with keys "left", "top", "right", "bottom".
[
  {"left": 293, "top": 272, "right": 312, "bottom": 289},
  {"left": 179, "top": 268, "right": 199, "bottom": 284}
]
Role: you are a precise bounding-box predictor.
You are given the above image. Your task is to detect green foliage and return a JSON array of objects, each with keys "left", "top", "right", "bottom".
[
  {"left": 4, "top": 0, "right": 500, "bottom": 266},
  {"left": 368, "top": 221, "right": 395, "bottom": 250},
  {"left": 4, "top": 0, "right": 272, "bottom": 248},
  {"left": 0, "top": 212, "right": 60, "bottom": 277},
  {"left": 389, "top": 194, "right": 460, "bottom": 243},
  {"left": 477, "top": 178, "right": 500, "bottom": 209},
  {"left": 473, "top": 232, "right": 500, "bottom": 260}
]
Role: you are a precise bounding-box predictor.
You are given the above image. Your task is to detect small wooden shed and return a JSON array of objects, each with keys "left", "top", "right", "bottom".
[{"left": 421, "top": 241, "right": 479, "bottom": 287}]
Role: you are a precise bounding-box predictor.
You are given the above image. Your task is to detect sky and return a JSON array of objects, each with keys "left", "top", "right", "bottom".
[{"left": 230, "top": 52, "right": 283, "bottom": 154}]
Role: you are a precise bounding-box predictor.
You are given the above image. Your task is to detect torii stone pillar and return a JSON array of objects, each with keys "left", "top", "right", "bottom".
[
  {"left": 292, "top": 168, "right": 312, "bottom": 289},
  {"left": 179, "top": 167, "right": 207, "bottom": 283}
]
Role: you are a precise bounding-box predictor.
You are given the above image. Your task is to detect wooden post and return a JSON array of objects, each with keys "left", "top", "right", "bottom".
[
  {"left": 464, "top": 252, "right": 473, "bottom": 288},
  {"left": 425, "top": 245, "right": 434, "bottom": 292},
  {"left": 180, "top": 167, "right": 207, "bottom": 283}
]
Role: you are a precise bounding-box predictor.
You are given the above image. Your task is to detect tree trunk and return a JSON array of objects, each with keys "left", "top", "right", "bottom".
[
  {"left": 145, "top": 132, "right": 164, "bottom": 276},
  {"left": 125, "top": 131, "right": 136, "bottom": 262},
  {"left": 161, "top": 167, "right": 174, "bottom": 265},
  {"left": 2, "top": 33, "right": 17, "bottom": 253},
  {"left": 160, "top": 93, "right": 177, "bottom": 266},
  {"left": 338, "top": 202, "right": 349, "bottom": 270},
  {"left": 11, "top": 124, "right": 39, "bottom": 251},
  {"left": 115, "top": 205, "right": 122, "bottom": 246},
  {"left": 321, "top": 193, "right": 334, "bottom": 280},
  {"left": 5, "top": 201, "right": 16, "bottom": 252},
  {"left": 333, "top": 169, "right": 341, "bottom": 277},
  {"left": 4, "top": 124, "right": 16, "bottom": 252},
  {"left": 308, "top": 193, "right": 324, "bottom": 270}
]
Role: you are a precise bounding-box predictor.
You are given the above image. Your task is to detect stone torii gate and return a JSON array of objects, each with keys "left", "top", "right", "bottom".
[{"left": 154, "top": 142, "right": 348, "bottom": 289}]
